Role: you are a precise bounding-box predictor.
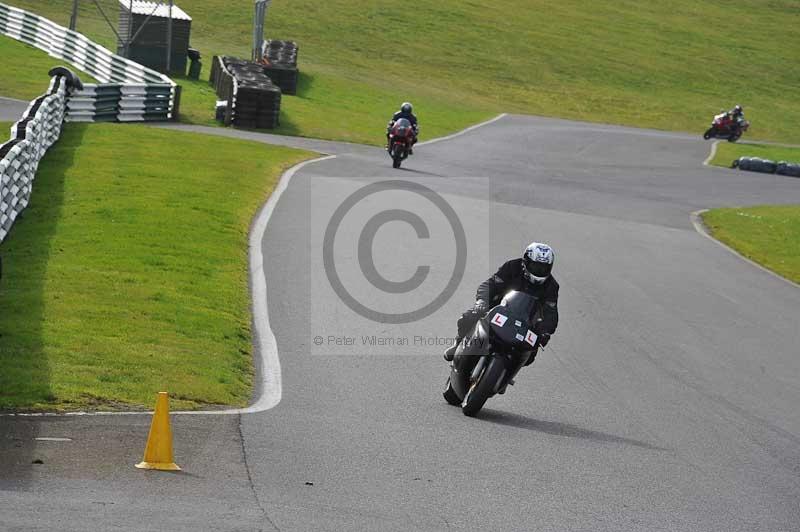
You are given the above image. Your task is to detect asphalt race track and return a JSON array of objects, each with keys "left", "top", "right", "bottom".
[
  {"left": 2, "top": 115, "right": 800, "bottom": 531},
  {"left": 0, "top": 96, "right": 29, "bottom": 122}
]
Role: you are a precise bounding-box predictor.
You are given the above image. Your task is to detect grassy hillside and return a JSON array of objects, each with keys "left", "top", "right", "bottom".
[
  {"left": 0, "top": 36, "right": 96, "bottom": 101},
  {"left": 4, "top": 0, "right": 797, "bottom": 144},
  {"left": 0, "top": 123, "right": 311, "bottom": 411}
]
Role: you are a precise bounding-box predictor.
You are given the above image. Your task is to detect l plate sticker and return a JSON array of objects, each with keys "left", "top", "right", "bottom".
[
  {"left": 525, "top": 330, "right": 538, "bottom": 347},
  {"left": 491, "top": 313, "right": 508, "bottom": 327}
]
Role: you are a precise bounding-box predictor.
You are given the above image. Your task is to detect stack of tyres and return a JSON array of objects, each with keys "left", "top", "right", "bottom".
[
  {"left": 222, "top": 56, "right": 281, "bottom": 129},
  {"left": 734, "top": 157, "right": 777, "bottom": 174},
  {"left": 263, "top": 40, "right": 298, "bottom": 66},
  {"left": 261, "top": 40, "right": 299, "bottom": 95},
  {"left": 210, "top": 56, "right": 234, "bottom": 103},
  {"left": 733, "top": 156, "right": 753, "bottom": 170},
  {"left": 776, "top": 161, "right": 800, "bottom": 177},
  {"left": 750, "top": 158, "right": 777, "bottom": 174}
]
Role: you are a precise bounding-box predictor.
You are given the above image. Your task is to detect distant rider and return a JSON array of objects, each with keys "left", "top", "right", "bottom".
[
  {"left": 444, "top": 242, "right": 559, "bottom": 364},
  {"left": 387, "top": 102, "right": 419, "bottom": 154},
  {"left": 726, "top": 104, "right": 745, "bottom": 130}
]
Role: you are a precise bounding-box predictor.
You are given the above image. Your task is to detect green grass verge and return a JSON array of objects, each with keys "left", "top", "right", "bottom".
[
  {"left": 709, "top": 143, "right": 800, "bottom": 169},
  {"left": 0, "top": 123, "right": 312, "bottom": 411},
  {"left": 5, "top": 0, "right": 799, "bottom": 144},
  {"left": 1, "top": 37, "right": 96, "bottom": 100},
  {"left": 702, "top": 206, "right": 800, "bottom": 284}
]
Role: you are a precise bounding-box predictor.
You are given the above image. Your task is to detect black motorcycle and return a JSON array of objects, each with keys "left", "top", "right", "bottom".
[{"left": 443, "top": 290, "right": 542, "bottom": 416}]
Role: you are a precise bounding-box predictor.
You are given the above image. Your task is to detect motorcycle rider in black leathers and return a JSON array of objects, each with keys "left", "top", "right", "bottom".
[
  {"left": 444, "top": 242, "right": 559, "bottom": 363},
  {"left": 727, "top": 104, "right": 745, "bottom": 130},
  {"left": 387, "top": 102, "right": 419, "bottom": 154}
]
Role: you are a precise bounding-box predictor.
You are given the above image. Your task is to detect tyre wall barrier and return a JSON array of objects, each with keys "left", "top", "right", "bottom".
[
  {"left": 260, "top": 40, "right": 298, "bottom": 95},
  {"left": 732, "top": 156, "right": 795, "bottom": 176},
  {"left": 0, "top": 2, "right": 176, "bottom": 122},
  {"left": 0, "top": 71, "right": 80, "bottom": 243},
  {"left": 209, "top": 55, "right": 237, "bottom": 126},
  {"left": 210, "top": 56, "right": 281, "bottom": 129},
  {"left": 775, "top": 161, "right": 800, "bottom": 177}
]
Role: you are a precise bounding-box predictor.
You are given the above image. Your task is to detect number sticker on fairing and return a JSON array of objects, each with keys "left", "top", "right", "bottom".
[
  {"left": 525, "top": 330, "right": 538, "bottom": 347},
  {"left": 491, "top": 313, "right": 508, "bottom": 327}
]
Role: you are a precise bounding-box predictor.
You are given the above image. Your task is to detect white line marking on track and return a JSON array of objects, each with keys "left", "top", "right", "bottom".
[
  {"left": 702, "top": 140, "right": 720, "bottom": 166},
  {"left": 35, "top": 437, "right": 73, "bottom": 442},
  {"left": 691, "top": 210, "right": 799, "bottom": 289},
  {"left": 0, "top": 95, "right": 28, "bottom": 104},
  {"left": 417, "top": 113, "right": 507, "bottom": 146}
]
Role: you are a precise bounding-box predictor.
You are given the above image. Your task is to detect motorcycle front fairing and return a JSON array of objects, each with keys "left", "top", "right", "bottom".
[
  {"left": 450, "top": 291, "right": 538, "bottom": 399},
  {"left": 391, "top": 118, "right": 413, "bottom": 140},
  {"left": 451, "top": 320, "right": 492, "bottom": 398}
]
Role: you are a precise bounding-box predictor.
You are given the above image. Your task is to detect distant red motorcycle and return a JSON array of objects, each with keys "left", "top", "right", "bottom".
[
  {"left": 703, "top": 113, "right": 749, "bottom": 142},
  {"left": 387, "top": 118, "right": 416, "bottom": 168}
]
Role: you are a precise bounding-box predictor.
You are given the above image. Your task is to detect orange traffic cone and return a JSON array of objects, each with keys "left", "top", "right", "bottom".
[{"left": 135, "top": 392, "right": 181, "bottom": 471}]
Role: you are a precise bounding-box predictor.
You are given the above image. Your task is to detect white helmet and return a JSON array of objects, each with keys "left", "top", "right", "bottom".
[{"left": 522, "top": 242, "right": 554, "bottom": 284}]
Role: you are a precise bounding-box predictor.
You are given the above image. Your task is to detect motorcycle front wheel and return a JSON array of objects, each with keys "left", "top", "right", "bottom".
[
  {"left": 391, "top": 144, "right": 404, "bottom": 168},
  {"left": 703, "top": 128, "right": 714, "bottom": 140},
  {"left": 443, "top": 376, "right": 461, "bottom": 406},
  {"left": 461, "top": 357, "right": 506, "bottom": 417}
]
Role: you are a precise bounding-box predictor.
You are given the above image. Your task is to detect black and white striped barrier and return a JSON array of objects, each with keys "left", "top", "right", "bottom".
[
  {"left": 66, "top": 83, "right": 174, "bottom": 122},
  {"left": 0, "top": 2, "right": 177, "bottom": 122},
  {"left": 0, "top": 71, "right": 79, "bottom": 243}
]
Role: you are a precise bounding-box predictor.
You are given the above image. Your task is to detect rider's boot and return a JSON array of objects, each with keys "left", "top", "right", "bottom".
[{"left": 443, "top": 338, "right": 461, "bottom": 362}]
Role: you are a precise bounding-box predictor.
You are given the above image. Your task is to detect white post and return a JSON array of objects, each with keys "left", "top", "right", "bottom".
[
  {"left": 166, "top": 0, "right": 173, "bottom": 72},
  {"left": 69, "top": 0, "right": 79, "bottom": 30},
  {"left": 253, "top": 0, "right": 271, "bottom": 61}
]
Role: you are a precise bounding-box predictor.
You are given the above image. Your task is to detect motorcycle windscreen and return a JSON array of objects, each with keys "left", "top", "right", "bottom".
[
  {"left": 488, "top": 291, "right": 538, "bottom": 347},
  {"left": 499, "top": 290, "right": 537, "bottom": 319},
  {"left": 392, "top": 118, "right": 412, "bottom": 135}
]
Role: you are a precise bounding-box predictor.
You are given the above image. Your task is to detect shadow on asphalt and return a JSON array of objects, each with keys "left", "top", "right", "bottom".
[
  {"left": 478, "top": 409, "right": 666, "bottom": 451},
  {"left": 0, "top": 124, "right": 88, "bottom": 489},
  {"left": 0, "top": 417, "right": 43, "bottom": 490},
  {"left": 397, "top": 166, "right": 447, "bottom": 177}
]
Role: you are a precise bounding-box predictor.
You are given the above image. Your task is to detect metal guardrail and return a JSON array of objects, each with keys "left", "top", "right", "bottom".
[
  {"left": 0, "top": 70, "right": 79, "bottom": 243},
  {"left": 0, "top": 2, "right": 177, "bottom": 122}
]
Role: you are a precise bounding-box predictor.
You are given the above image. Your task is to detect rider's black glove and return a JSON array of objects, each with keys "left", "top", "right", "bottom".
[{"left": 472, "top": 300, "right": 488, "bottom": 315}]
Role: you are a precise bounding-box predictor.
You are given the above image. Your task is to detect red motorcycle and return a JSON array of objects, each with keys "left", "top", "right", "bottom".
[
  {"left": 703, "top": 112, "right": 749, "bottom": 142},
  {"left": 387, "top": 118, "right": 416, "bottom": 168}
]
